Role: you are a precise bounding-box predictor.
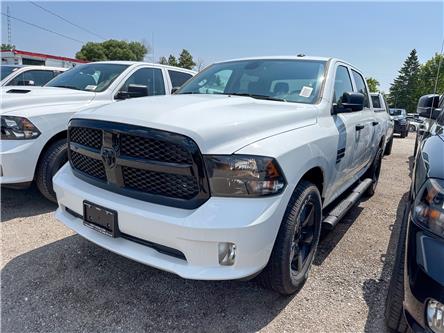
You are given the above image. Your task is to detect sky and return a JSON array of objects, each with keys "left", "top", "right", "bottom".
[{"left": 1, "top": 1, "right": 443, "bottom": 91}]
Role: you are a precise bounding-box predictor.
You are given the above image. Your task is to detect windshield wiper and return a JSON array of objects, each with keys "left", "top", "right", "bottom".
[
  {"left": 52, "top": 85, "right": 82, "bottom": 91},
  {"left": 225, "top": 92, "right": 287, "bottom": 102},
  {"left": 178, "top": 91, "right": 201, "bottom": 95}
]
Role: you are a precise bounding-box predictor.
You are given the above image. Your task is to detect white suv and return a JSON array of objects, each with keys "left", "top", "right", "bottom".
[
  {"left": 0, "top": 61, "right": 195, "bottom": 201},
  {"left": 54, "top": 56, "right": 387, "bottom": 294}
]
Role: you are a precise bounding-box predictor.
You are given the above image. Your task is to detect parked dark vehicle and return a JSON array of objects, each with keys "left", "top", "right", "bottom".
[
  {"left": 414, "top": 94, "right": 442, "bottom": 155},
  {"left": 389, "top": 108, "right": 410, "bottom": 138},
  {"left": 385, "top": 94, "right": 444, "bottom": 333}
]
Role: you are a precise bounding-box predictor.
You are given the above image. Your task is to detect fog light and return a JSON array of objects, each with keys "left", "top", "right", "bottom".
[
  {"left": 427, "top": 299, "right": 444, "bottom": 333},
  {"left": 218, "top": 242, "right": 236, "bottom": 266}
]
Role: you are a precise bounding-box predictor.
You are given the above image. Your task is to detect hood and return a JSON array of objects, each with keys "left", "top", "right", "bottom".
[
  {"left": 76, "top": 94, "right": 318, "bottom": 154},
  {"left": 1, "top": 86, "right": 96, "bottom": 115}
]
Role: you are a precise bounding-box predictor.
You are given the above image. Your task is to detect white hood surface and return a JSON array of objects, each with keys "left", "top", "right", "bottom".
[
  {"left": 1, "top": 86, "right": 96, "bottom": 115},
  {"left": 76, "top": 94, "right": 318, "bottom": 154}
]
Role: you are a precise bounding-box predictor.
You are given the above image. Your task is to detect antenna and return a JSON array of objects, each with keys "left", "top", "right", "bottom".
[{"left": 7, "top": 5, "right": 12, "bottom": 45}]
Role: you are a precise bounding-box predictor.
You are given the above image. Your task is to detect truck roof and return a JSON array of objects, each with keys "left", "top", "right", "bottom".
[{"left": 87, "top": 61, "right": 197, "bottom": 74}]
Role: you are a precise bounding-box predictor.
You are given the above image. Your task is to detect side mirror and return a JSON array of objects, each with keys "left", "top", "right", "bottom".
[
  {"left": 115, "top": 84, "right": 149, "bottom": 100},
  {"left": 417, "top": 94, "right": 441, "bottom": 120},
  {"left": 171, "top": 87, "right": 180, "bottom": 94},
  {"left": 17, "top": 80, "right": 35, "bottom": 86},
  {"left": 333, "top": 92, "right": 365, "bottom": 114}
]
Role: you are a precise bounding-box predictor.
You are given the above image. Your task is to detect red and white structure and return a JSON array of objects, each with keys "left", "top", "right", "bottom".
[{"left": 1, "top": 49, "right": 87, "bottom": 68}]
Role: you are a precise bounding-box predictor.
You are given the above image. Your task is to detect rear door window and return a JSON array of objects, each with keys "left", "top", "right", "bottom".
[
  {"left": 351, "top": 70, "right": 370, "bottom": 108},
  {"left": 168, "top": 70, "right": 193, "bottom": 88}
]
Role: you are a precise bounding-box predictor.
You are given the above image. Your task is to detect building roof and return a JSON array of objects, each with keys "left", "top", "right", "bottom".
[{"left": 1, "top": 49, "right": 88, "bottom": 63}]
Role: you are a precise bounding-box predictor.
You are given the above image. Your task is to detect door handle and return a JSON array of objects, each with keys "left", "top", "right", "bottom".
[
  {"left": 372, "top": 121, "right": 379, "bottom": 126},
  {"left": 355, "top": 124, "right": 365, "bottom": 131}
]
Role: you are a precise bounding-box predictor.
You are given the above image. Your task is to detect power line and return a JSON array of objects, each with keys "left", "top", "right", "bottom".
[
  {"left": 29, "top": 1, "right": 106, "bottom": 41},
  {"left": 1, "top": 12, "right": 85, "bottom": 44}
]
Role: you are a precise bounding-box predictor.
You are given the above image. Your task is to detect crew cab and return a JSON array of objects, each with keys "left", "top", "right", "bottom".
[
  {"left": 385, "top": 94, "right": 444, "bottom": 333},
  {"left": 0, "top": 61, "right": 196, "bottom": 201},
  {"left": 0, "top": 65, "right": 67, "bottom": 87},
  {"left": 371, "top": 92, "right": 394, "bottom": 155},
  {"left": 53, "top": 56, "right": 387, "bottom": 294}
]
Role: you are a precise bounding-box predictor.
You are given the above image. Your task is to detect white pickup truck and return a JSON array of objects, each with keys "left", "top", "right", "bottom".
[
  {"left": 0, "top": 61, "right": 195, "bottom": 201},
  {"left": 0, "top": 65, "right": 67, "bottom": 87},
  {"left": 53, "top": 56, "right": 389, "bottom": 294}
]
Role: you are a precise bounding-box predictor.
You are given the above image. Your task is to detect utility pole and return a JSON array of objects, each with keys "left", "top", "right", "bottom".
[{"left": 7, "top": 5, "right": 12, "bottom": 45}]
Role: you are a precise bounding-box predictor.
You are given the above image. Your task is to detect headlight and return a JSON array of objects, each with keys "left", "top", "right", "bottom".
[
  {"left": 1, "top": 116, "right": 41, "bottom": 140},
  {"left": 413, "top": 179, "right": 444, "bottom": 238},
  {"left": 204, "top": 155, "right": 286, "bottom": 197}
]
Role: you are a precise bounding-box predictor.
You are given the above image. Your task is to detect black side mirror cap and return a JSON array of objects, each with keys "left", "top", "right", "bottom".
[
  {"left": 417, "top": 94, "right": 441, "bottom": 120},
  {"left": 333, "top": 92, "right": 365, "bottom": 114},
  {"left": 115, "top": 84, "right": 149, "bottom": 100}
]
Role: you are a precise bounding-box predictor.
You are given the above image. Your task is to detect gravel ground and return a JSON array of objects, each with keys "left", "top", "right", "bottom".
[{"left": 1, "top": 135, "right": 415, "bottom": 333}]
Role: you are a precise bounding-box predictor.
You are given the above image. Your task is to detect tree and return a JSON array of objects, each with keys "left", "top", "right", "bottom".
[
  {"left": 75, "top": 40, "right": 148, "bottom": 62},
  {"left": 167, "top": 55, "right": 178, "bottom": 67},
  {"left": 196, "top": 58, "right": 206, "bottom": 71},
  {"left": 158, "top": 56, "right": 168, "bottom": 65},
  {"left": 1, "top": 43, "right": 15, "bottom": 51},
  {"left": 366, "top": 77, "right": 380, "bottom": 92},
  {"left": 388, "top": 49, "right": 421, "bottom": 113},
  {"left": 178, "top": 49, "right": 196, "bottom": 69},
  {"left": 416, "top": 53, "right": 444, "bottom": 98}
]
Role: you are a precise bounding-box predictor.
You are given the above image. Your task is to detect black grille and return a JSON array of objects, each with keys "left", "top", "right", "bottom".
[
  {"left": 120, "top": 134, "right": 192, "bottom": 164},
  {"left": 122, "top": 166, "right": 199, "bottom": 200},
  {"left": 68, "top": 119, "right": 210, "bottom": 209},
  {"left": 70, "top": 151, "right": 106, "bottom": 180},
  {"left": 70, "top": 127, "right": 102, "bottom": 149}
]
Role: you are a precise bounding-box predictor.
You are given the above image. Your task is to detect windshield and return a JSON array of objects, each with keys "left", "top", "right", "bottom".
[
  {"left": 46, "top": 63, "right": 129, "bottom": 92},
  {"left": 1, "top": 66, "right": 20, "bottom": 80},
  {"left": 177, "top": 59, "right": 326, "bottom": 104},
  {"left": 389, "top": 109, "right": 405, "bottom": 116}
]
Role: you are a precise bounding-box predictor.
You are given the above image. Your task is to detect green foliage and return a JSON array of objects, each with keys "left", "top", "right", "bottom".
[
  {"left": 416, "top": 53, "right": 444, "bottom": 98},
  {"left": 366, "top": 77, "right": 380, "bottom": 92},
  {"left": 388, "top": 49, "right": 420, "bottom": 112},
  {"left": 159, "top": 49, "right": 196, "bottom": 70},
  {"left": 178, "top": 49, "right": 196, "bottom": 69},
  {"left": 75, "top": 40, "right": 148, "bottom": 62},
  {"left": 1, "top": 43, "right": 15, "bottom": 51},
  {"left": 167, "top": 55, "right": 178, "bottom": 67}
]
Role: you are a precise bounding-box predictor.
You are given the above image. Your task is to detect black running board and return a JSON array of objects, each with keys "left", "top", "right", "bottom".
[{"left": 322, "top": 178, "right": 373, "bottom": 230}]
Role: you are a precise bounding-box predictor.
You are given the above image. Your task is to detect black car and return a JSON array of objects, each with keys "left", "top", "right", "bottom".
[
  {"left": 385, "top": 95, "right": 444, "bottom": 333},
  {"left": 390, "top": 108, "right": 410, "bottom": 138}
]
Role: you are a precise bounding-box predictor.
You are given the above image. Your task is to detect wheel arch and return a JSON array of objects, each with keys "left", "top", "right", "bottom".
[
  {"left": 33, "top": 130, "right": 67, "bottom": 179},
  {"left": 299, "top": 166, "right": 325, "bottom": 203}
]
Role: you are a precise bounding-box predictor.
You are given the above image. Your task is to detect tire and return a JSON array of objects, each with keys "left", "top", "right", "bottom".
[
  {"left": 408, "top": 124, "right": 416, "bottom": 132},
  {"left": 364, "top": 147, "right": 383, "bottom": 197},
  {"left": 400, "top": 131, "right": 407, "bottom": 138},
  {"left": 385, "top": 205, "right": 409, "bottom": 332},
  {"left": 384, "top": 136, "right": 393, "bottom": 156},
  {"left": 35, "top": 139, "right": 68, "bottom": 203},
  {"left": 257, "top": 180, "right": 322, "bottom": 295}
]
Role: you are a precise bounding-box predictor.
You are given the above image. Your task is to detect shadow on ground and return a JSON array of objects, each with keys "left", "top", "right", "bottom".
[
  {"left": 1, "top": 234, "right": 292, "bottom": 333},
  {"left": 1, "top": 185, "right": 56, "bottom": 222},
  {"left": 362, "top": 191, "right": 409, "bottom": 333}
]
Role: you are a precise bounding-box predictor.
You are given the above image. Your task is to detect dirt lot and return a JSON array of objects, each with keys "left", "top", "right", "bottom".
[{"left": 1, "top": 135, "right": 415, "bottom": 333}]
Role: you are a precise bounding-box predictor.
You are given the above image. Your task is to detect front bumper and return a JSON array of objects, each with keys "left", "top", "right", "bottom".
[
  {"left": 394, "top": 121, "right": 408, "bottom": 134},
  {"left": 404, "top": 221, "right": 444, "bottom": 332},
  {"left": 0, "top": 138, "right": 44, "bottom": 184},
  {"left": 53, "top": 164, "right": 290, "bottom": 280}
]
